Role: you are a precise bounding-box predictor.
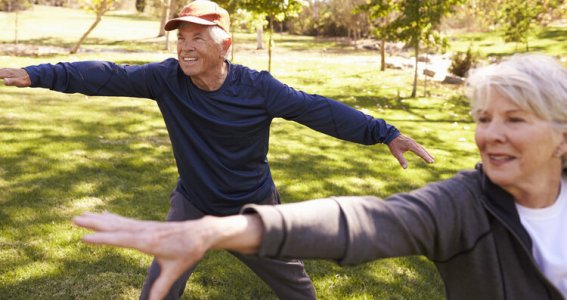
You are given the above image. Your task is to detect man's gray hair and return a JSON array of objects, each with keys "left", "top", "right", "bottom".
[
  {"left": 178, "top": 23, "right": 231, "bottom": 58},
  {"left": 208, "top": 25, "right": 231, "bottom": 45}
]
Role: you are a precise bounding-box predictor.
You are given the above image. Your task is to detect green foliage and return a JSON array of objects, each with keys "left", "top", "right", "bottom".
[
  {"left": 241, "top": 0, "right": 306, "bottom": 72},
  {"left": 359, "top": 0, "right": 396, "bottom": 39},
  {"left": 81, "top": 0, "right": 118, "bottom": 15},
  {"left": 500, "top": 0, "right": 535, "bottom": 44},
  {"left": 498, "top": 0, "right": 565, "bottom": 51},
  {"left": 243, "top": 0, "right": 305, "bottom": 22},
  {"left": 389, "top": 0, "right": 464, "bottom": 48},
  {"left": 449, "top": 47, "right": 478, "bottom": 77},
  {"left": 371, "top": 0, "right": 465, "bottom": 97}
]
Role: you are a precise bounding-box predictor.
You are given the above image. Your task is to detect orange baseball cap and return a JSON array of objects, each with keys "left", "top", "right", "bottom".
[{"left": 164, "top": 1, "right": 230, "bottom": 33}]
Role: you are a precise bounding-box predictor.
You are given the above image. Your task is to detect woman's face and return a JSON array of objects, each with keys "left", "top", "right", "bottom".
[{"left": 475, "top": 91, "right": 566, "bottom": 194}]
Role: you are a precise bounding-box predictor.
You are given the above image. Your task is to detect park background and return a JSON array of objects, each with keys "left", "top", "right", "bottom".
[{"left": 0, "top": 0, "right": 566, "bottom": 299}]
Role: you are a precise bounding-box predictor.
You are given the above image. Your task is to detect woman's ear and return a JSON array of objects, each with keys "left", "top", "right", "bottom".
[{"left": 555, "top": 132, "right": 567, "bottom": 158}]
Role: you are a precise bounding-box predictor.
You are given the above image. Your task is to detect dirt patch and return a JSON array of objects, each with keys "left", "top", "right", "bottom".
[{"left": 0, "top": 43, "right": 69, "bottom": 56}]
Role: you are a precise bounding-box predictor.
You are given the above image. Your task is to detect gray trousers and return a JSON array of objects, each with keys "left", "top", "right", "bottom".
[{"left": 139, "top": 189, "right": 316, "bottom": 300}]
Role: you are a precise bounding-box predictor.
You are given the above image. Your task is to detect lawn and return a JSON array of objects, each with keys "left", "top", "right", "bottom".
[{"left": 0, "top": 5, "right": 564, "bottom": 300}]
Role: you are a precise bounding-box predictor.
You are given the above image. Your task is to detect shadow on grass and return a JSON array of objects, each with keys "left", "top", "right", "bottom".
[
  {"left": 0, "top": 84, "right": 464, "bottom": 298},
  {"left": 536, "top": 27, "right": 567, "bottom": 41},
  {"left": 0, "top": 89, "right": 177, "bottom": 297},
  {"left": 0, "top": 250, "right": 148, "bottom": 299},
  {"left": 305, "top": 256, "right": 443, "bottom": 299}
]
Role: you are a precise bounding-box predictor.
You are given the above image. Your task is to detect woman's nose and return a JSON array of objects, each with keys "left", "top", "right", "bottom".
[{"left": 483, "top": 120, "right": 507, "bottom": 143}]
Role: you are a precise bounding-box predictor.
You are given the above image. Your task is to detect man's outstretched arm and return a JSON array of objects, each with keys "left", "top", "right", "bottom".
[
  {"left": 260, "top": 73, "right": 434, "bottom": 168},
  {"left": 0, "top": 68, "right": 31, "bottom": 87}
]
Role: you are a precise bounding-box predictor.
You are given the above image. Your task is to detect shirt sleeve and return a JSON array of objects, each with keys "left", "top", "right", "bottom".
[
  {"left": 260, "top": 72, "right": 400, "bottom": 144},
  {"left": 23, "top": 60, "right": 165, "bottom": 100},
  {"left": 241, "top": 171, "right": 488, "bottom": 265}
]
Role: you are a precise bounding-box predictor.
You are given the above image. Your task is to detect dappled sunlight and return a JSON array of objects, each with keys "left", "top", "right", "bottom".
[
  {"left": 307, "top": 256, "right": 441, "bottom": 299},
  {"left": 68, "top": 196, "right": 105, "bottom": 212}
]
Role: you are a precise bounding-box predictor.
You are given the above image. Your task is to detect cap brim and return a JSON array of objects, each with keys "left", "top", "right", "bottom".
[{"left": 164, "top": 16, "right": 216, "bottom": 31}]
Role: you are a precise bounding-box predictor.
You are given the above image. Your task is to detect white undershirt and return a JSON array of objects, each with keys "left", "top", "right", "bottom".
[{"left": 515, "top": 177, "right": 567, "bottom": 298}]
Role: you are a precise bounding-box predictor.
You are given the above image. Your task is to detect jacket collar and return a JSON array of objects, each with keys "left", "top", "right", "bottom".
[{"left": 475, "top": 163, "right": 533, "bottom": 249}]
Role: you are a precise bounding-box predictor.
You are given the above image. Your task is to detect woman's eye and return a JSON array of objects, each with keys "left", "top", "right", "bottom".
[
  {"left": 477, "top": 117, "right": 489, "bottom": 123},
  {"left": 509, "top": 117, "right": 525, "bottom": 123}
]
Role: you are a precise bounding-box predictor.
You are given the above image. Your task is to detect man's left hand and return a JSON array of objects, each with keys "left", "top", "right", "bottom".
[{"left": 387, "top": 134, "right": 434, "bottom": 169}]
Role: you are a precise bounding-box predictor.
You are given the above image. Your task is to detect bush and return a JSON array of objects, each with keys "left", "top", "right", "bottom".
[
  {"left": 449, "top": 47, "right": 478, "bottom": 77},
  {"left": 135, "top": 0, "right": 145, "bottom": 12}
]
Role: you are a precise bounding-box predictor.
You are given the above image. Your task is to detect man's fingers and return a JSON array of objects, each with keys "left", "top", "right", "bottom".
[
  {"left": 73, "top": 212, "right": 150, "bottom": 232},
  {"left": 148, "top": 272, "right": 177, "bottom": 300},
  {"left": 73, "top": 213, "right": 122, "bottom": 232},
  {"left": 388, "top": 134, "right": 435, "bottom": 168},
  {"left": 0, "top": 68, "right": 31, "bottom": 87},
  {"left": 82, "top": 231, "right": 142, "bottom": 249},
  {"left": 410, "top": 144, "right": 435, "bottom": 164},
  {"left": 4, "top": 77, "right": 24, "bottom": 86},
  {"left": 392, "top": 150, "right": 408, "bottom": 169}
]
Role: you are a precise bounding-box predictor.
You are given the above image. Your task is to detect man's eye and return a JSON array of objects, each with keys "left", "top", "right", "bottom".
[{"left": 477, "top": 117, "right": 489, "bottom": 123}]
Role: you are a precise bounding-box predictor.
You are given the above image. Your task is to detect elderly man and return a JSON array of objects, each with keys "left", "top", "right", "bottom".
[{"left": 0, "top": 1, "right": 433, "bottom": 299}]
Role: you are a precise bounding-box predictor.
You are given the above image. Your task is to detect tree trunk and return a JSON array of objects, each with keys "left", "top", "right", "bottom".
[
  {"left": 411, "top": 40, "right": 419, "bottom": 98},
  {"left": 230, "top": 32, "right": 235, "bottom": 61},
  {"left": 14, "top": 9, "right": 19, "bottom": 56},
  {"left": 70, "top": 14, "right": 102, "bottom": 54},
  {"left": 352, "top": 27, "right": 358, "bottom": 49},
  {"left": 163, "top": 0, "right": 172, "bottom": 49},
  {"left": 268, "top": 15, "right": 274, "bottom": 73},
  {"left": 158, "top": 0, "right": 167, "bottom": 37},
  {"left": 256, "top": 27, "right": 263, "bottom": 49},
  {"left": 380, "top": 38, "right": 385, "bottom": 71}
]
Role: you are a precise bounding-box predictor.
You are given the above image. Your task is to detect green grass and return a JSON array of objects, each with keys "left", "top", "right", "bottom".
[
  {"left": 0, "top": 4, "right": 564, "bottom": 300},
  {"left": 448, "top": 25, "right": 567, "bottom": 57}
]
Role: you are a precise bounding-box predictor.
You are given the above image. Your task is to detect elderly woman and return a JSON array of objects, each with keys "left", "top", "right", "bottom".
[{"left": 74, "top": 54, "right": 567, "bottom": 300}]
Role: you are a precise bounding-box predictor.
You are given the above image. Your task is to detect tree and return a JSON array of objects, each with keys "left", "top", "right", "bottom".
[
  {"left": 243, "top": 0, "right": 305, "bottom": 72},
  {"left": 388, "top": 0, "right": 463, "bottom": 97},
  {"left": 499, "top": 0, "right": 565, "bottom": 52},
  {"left": 327, "top": 0, "right": 368, "bottom": 49},
  {"left": 70, "top": 0, "right": 118, "bottom": 54},
  {"left": 214, "top": 0, "right": 241, "bottom": 61},
  {"left": 359, "top": 0, "right": 398, "bottom": 71},
  {"left": 158, "top": 0, "right": 176, "bottom": 38}
]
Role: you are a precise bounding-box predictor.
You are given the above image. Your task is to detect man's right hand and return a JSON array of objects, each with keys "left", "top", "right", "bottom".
[{"left": 0, "top": 68, "right": 31, "bottom": 87}]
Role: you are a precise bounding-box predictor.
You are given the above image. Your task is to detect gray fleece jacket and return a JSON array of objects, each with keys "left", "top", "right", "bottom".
[{"left": 242, "top": 166, "right": 565, "bottom": 300}]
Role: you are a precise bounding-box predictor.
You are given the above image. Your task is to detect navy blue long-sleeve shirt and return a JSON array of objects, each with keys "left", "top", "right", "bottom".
[{"left": 24, "top": 58, "right": 400, "bottom": 214}]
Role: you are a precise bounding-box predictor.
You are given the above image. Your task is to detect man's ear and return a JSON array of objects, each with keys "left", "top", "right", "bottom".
[{"left": 223, "top": 37, "right": 232, "bottom": 52}]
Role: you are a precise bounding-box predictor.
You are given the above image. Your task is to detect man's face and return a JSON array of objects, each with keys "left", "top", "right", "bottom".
[{"left": 177, "top": 23, "right": 225, "bottom": 80}]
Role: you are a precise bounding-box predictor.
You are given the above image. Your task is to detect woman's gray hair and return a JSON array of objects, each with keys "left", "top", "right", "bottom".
[{"left": 466, "top": 53, "right": 567, "bottom": 168}]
